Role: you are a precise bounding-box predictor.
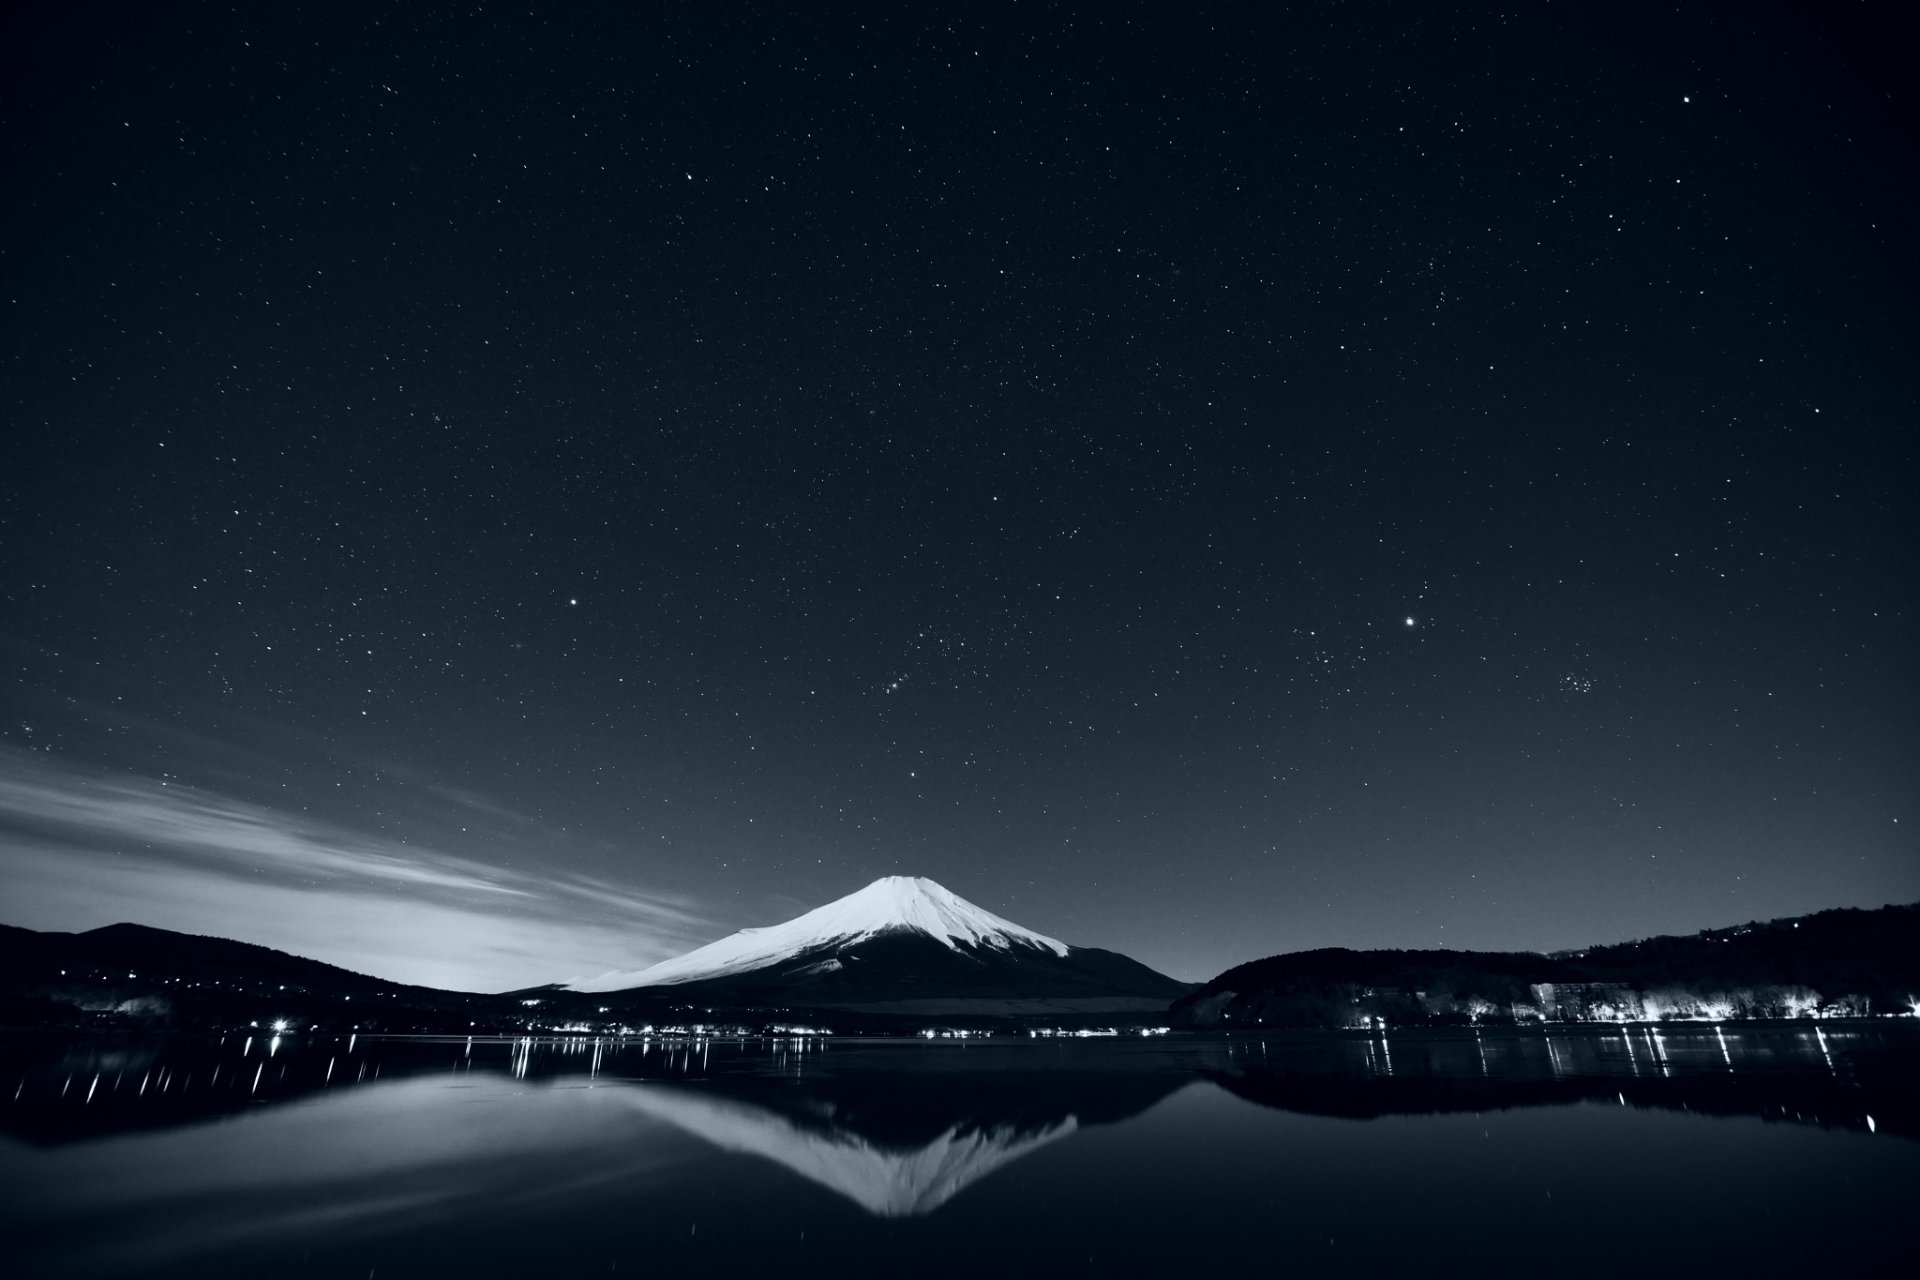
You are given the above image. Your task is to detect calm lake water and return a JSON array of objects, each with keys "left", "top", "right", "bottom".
[{"left": 2, "top": 1024, "right": 1913, "bottom": 1276}]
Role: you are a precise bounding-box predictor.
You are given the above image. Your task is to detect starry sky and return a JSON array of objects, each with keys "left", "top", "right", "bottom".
[{"left": 2, "top": 2, "right": 1914, "bottom": 991}]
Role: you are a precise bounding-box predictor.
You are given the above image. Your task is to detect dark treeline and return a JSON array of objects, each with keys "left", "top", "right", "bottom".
[{"left": 1171, "top": 904, "right": 1920, "bottom": 1029}]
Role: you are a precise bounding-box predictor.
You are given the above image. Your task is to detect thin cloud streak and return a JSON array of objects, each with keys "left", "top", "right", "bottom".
[{"left": 0, "top": 750, "right": 713, "bottom": 990}]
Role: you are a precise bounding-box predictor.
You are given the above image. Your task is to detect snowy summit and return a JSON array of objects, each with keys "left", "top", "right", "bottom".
[{"left": 568, "top": 875, "right": 1069, "bottom": 993}]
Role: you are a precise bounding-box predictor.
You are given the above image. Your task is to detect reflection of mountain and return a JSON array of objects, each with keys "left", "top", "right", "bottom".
[
  {"left": 0, "top": 1033, "right": 486, "bottom": 1146},
  {"left": 4, "top": 1024, "right": 1911, "bottom": 1175},
  {"left": 0, "top": 1034, "right": 1193, "bottom": 1198},
  {"left": 1196, "top": 1024, "right": 1919, "bottom": 1139},
  {"left": 606, "top": 1045, "right": 1194, "bottom": 1216},
  {"left": 619, "top": 1084, "right": 1078, "bottom": 1216}
]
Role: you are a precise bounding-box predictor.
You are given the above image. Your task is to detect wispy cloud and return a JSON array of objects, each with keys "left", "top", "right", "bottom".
[{"left": 0, "top": 749, "right": 712, "bottom": 991}]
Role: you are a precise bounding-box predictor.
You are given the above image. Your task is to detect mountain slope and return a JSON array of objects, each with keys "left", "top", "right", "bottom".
[
  {"left": 568, "top": 876, "right": 1192, "bottom": 1012},
  {"left": 573, "top": 876, "right": 1067, "bottom": 991},
  {"left": 0, "top": 921, "right": 529, "bottom": 1032},
  {"left": 0, "top": 922, "right": 410, "bottom": 994},
  {"left": 1170, "top": 903, "right": 1920, "bottom": 1028}
]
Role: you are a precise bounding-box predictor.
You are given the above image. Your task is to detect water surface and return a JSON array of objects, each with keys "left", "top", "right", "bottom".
[{"left": 2, "top": 1024, "right": 1912, "bottom": 1276}]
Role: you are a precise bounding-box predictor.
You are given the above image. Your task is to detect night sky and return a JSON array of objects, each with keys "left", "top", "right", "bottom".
[{"left": 3, "top": 2, "right": 1913, "bottom": 992}]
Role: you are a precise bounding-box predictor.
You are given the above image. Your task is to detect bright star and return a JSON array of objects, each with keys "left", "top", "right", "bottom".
[{"left": 1404, "top": 616, "right": 1416, "bottom": 627}]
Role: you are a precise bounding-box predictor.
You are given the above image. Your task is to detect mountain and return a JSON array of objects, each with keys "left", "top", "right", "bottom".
[
  {"left": 0, "top": 921, "right": 528, "bottom": 1033},
  {"left": 573, "top": 876, "right": 1070, "bottom": 989},
  {"left": 1170, "top": 902, "right": 1920, "bottom": 1029},
  {"left": 1, "top": 922, "right": 403, "bottom": 993},
  {"left": 568, "top": 876, "right": 1193, "bottom": 1015}
]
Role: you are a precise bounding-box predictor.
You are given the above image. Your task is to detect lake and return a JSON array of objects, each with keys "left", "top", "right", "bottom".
[{"left": 2, "top": 1023, "right": 1913, "bottom": 1276}]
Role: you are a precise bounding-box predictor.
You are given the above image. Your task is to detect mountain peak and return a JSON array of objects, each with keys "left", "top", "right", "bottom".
[
  {"left": 809, "top": 876, "right": 1068, "bottom": 954},
  {"left": 568, "top": 876, "right": 1070, "bottom": 992}
]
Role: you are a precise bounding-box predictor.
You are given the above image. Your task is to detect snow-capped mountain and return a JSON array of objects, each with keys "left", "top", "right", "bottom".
[
  {"left": 567, "top": 875, "right": 1190, "bottom": 1011},
  {"left": 571, "top": 876, "right": 1066, "bottom": 992}
]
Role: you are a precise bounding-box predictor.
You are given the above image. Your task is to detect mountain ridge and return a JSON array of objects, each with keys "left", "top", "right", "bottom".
[
  {"left": 3, "top": 899, "right": 1913, "bottom": 1035},
  {"left": 569, "top": 875, "right": 1072, "bottom": 992},
  {"left": 1171, "top": 902, "right": 1920, "bottom": 1028},
  {"left": 567, "top": 876, "right": 1192, "bottom": 1010}
]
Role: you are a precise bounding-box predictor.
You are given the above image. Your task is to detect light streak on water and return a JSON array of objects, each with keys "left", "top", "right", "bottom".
[
  {"left": 1814, "top": 1026, "right": 1835, "bottom": 1074},
  {"left": 1714, "top": 1025, "right": 1733, "bottom": 1071}
]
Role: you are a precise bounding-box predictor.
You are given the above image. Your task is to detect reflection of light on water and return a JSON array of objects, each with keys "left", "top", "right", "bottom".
[
  {"left": 1813, "top": 1026, "right": 1835, "bottom": 1074},
  {"left": 1622, "top": 1029, "right": 1640, "bottom": 1078},
  {"left": 1474, "top": 1029, "right": 1488, "bottom": 1078},
  {"left": 1545, "top": 1038, "right": 1563, "bottom": 1079},
  {"left": 1649, "top": 1028, "right": 1670, "bottom": 1078},
  {"left": 1714, "top": 1025, "right": 1733, "bottom": 1071}
]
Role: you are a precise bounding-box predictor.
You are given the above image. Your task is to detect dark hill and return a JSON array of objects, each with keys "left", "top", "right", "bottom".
[
  {"left": 2, "top": 922, "right": 408, "bottom": 993},
  {"left": 1172, "top": 903, "right": 1920, "bottom": 1029},
  {"left": 0, "top": 921, "right": 527, "bottom": 1033}
]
